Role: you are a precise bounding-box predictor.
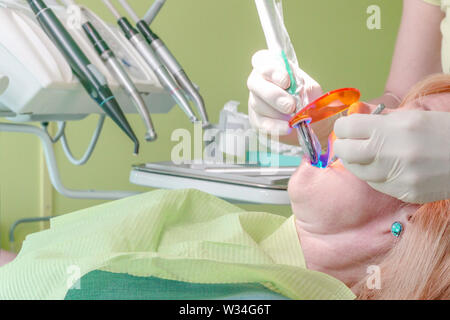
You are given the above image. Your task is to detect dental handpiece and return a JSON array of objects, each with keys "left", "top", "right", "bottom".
[
  {"left": 101, "top": 0, "right": 198, "bottom": 123},
  {"left": 139, "top": 25, "right": 209, "bottom": 127},
  {"left": 27, "top": 0, "right": 140, "bottom": 154},
  {"left": 118, "top": 18, "right": 197, "bottom": 123},
  {"left": 118, "top": 0, "right": 210, "bottom": 128},
  {"left": 82, "top": 22, "right": 157, "bottom": 142},
  {"left": 280, "top": 51, "right": 322, "bottom": 166}
]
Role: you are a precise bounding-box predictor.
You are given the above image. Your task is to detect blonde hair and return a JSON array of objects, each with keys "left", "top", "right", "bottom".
[
  {"left": 355, "top": 74, "right": 450, "bottom": 300},
  {"left": 403, "top": 73, "right": 450, "bottom": 106}
]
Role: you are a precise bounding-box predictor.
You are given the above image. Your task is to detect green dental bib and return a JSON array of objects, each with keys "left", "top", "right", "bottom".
[{"left": 0, "top": 189, "right": 355, "bottom": 300}]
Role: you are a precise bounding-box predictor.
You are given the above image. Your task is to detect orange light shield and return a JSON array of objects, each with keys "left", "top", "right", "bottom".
[
  {"left": 289, "top": 88, "right": 361, "bottom": 168},
  {"left": 289, "top": 88, "right": 361, "bottom": 128}
]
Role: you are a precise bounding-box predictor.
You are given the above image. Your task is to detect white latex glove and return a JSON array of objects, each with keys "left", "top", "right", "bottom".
[
  {"left": 247, "top": 50, "right": 324, "bottom": 138},
  {"left": 334, "top": 110, "right": 450, "bottom": 204}
]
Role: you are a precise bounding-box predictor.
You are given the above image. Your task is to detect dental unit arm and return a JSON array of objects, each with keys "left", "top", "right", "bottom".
[
  {"left": 0, "top": 0, "right": 176, "bottom": 120},
  {"left": 0, "top": 0, "right": 299, "bottom": 206},
  {"left": 0, "top": 0, "right": 198, "bottom": 200}
]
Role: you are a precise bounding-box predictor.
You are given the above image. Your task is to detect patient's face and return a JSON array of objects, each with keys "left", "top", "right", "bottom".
[
  {"left": 288, "top": 159, "right": 416, "bottom": 285},
  {"left": 287, "top": 99, "right": 437, "bottom": 286},
  {"left": 288, "top": 160, "right": 405, "bottom": 232}
]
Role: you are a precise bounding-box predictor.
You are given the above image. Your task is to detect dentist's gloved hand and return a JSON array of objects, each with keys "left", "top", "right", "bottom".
[
  {"left": 334, "top": 110, "right": 450, "bottom": 204},
  {"left": 247, "top": 50, "right": 325, "bottom": 139}
]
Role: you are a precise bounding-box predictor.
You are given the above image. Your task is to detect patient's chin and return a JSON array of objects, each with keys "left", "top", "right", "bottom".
[
  {"left": 0, "top": 250, "right": 16, "bottom": 267},
  {"left": 288, "top": 159, "right": 349, "bottom": 209}
]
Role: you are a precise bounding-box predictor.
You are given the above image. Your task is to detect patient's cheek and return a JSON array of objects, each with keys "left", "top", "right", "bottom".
[
  {"left": 287, "top": 162, "right": 342, "bottom": 224},
  {"left": 287, "top": 160, "right": 390, "bottom": 230},
  {"left": 288, "top": 161, "right": 317, "bottom": 204}
]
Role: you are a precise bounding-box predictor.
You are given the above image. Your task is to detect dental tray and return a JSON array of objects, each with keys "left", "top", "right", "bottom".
[{"left": 132, "top": 162, "right": 293, "bottom": 190}]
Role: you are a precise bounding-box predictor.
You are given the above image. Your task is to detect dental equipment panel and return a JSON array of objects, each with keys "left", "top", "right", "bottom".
[
  {"left": 101, "top": 0, "right": 198, "bottom": 123},
  {"left": 0, "top": 0, "right": 175, "bottom": 120},
  {"left": 26, "top": 0, "right": 139, "bottom": 153},
  {"left": 0, "top": 0, "right": 201, "bottom": 201},
  {"left": 119, "top": 0, "right": 210, "bottom": 127}
]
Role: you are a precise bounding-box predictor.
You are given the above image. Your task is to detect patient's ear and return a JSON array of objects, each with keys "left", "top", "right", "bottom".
[
  {"left": 419, "top": 92, "right": 450, "bottom": 112},
  {"left": 401, "top": 93, "right": 450, "bottom": 112},
  {"left": 397, "top": 204, "right": 422, "bottom": 229}
]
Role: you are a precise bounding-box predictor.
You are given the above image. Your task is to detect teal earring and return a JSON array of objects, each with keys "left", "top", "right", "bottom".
[{"left": 391, "top": 222, "right": 403, "bottom": 237}]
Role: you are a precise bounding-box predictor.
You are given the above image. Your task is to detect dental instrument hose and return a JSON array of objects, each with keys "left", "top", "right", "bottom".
[
  {"left": 27, "top": 0, "right": 140, "bottom": 155},
  {"left": 41, "top": 119, "right": 101, "bottom": 165},
  {"left": 41, "top": 121, "right": 65, "bottom": 143},
  {"left": 119, "top": 0, "right": 210, "bottom": 128},
  {"left": 59, "top": 115, "right": 105, "bottom": 166},
  {"left": 143, "top": 0, "right": 166, "bottom": 25}
]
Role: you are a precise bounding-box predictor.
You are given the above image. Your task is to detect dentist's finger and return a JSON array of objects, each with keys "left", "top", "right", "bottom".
[
  {"left": 248, "top": 70, "right": 297, "bottom": 115},
  {"left": 249, "top": 92, "right": 292, "bottom": 120},
  {"left": 333, "top": 139, "right": 377, "bottom": 164},
  {"left": 334, "top": 114, "right": 382, "bottom": 139},
  {"left": 248, "top": 106, "right": 292, "bottom": 135},
  {"left": 251, "top": 50, "right": 291, "bottom": 89},
  {"left": 340, "top": 160, "right": 389, "bottom": 183}
]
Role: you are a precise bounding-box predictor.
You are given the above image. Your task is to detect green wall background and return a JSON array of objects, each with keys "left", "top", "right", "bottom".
[{"left": 0, "top": 0, "right": 402, "bottom": 251}]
